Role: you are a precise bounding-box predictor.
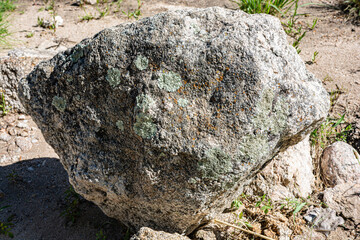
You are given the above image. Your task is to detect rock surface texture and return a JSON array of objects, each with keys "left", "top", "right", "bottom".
[
  {"left": 321, "top": 141, "right": 360, "bottom": 187},
  {"left": 130, "top": 227, "right": 191, "bottom": 240},
  {"left": 245, "top": 135, "right": 315, "bottom": 200},
  {"left": 19, "top": 7, "right": 329, "bottom": 233}
]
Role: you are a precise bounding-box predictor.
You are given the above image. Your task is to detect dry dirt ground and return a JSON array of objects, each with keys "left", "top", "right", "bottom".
[{"left": 0, "top": 0, "right": 359, "bottom": 239}]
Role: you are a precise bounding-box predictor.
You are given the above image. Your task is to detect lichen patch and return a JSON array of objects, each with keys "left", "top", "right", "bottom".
[
  {"left": 52, "top": 96, "right": 66, "bottom": 112},
  {"left": 106, "top": 68, "right": 122, "bottom": 88},
  {"left": 133, "top": 113, "right": 157, "bottom": 139},
  {"left": 178, "top": 98, "right": 189, "bottom": 108},
  {"left": 199, "top": 148, "right": 233, "bottom": 180},
  {"left": 134, "top": 55, "right": 149, "bottom": 71},
  {"left": 158, "top": 71, "right": 182, "bottom": 92},
  {"left": 116, "top": 120, "right": 124, "bottom": 131}
]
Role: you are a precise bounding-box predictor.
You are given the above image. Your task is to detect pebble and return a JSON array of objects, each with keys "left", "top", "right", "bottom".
[
  {"left": 27, "top": 167, "right": 34, "bottom": 171},
  {"left": 0, "top": 132, "right": 11, "bottom": 142}
]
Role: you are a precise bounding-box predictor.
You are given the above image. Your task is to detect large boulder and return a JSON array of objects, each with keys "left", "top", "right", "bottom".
[{"left": 19, "top": 7, "right": 329, "bottom": 234}]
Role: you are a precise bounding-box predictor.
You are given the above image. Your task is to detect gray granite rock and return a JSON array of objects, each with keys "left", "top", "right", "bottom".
[
  {"left": 304, "top": 207, "right": 344, "bottom": 235},
  {"left": 19, "top": 7, "right": 329, "bottom": 234}
]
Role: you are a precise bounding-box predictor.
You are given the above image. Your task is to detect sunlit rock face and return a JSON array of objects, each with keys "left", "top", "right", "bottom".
[{"left": 19, "top": 7, "right": 329, "bottom": 234}]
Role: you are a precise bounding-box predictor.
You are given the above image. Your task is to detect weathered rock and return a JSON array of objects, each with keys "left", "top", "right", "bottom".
[
  {"left": 304, "top": 207, "right": 344, "bottom": 234},
  {"left": 323, "top": 183, "right": 360, "bottom": 224},
  {"left": 15, "top": 137, "right": 32, "bottom": 152},
  {"left": 0, "top": 49, "right": 59, "bottom": 113},
  {"left": 321, "top": 141, "right": 360, "bottom": 187},
  {"left": 244, "top": 135, "right": 315, "bottom": 200},
  {"left": 19, "top": 7, "right": 329, "bottom": 233},
  {"left": 130, "top": 227, "right": 190, "bottom": 240}
]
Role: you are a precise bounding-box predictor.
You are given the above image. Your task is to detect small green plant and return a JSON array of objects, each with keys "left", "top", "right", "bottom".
[
  {"left": 25, "top": 32, "right": 34, "bottom": 38},
  {"left": 231, "top": 199, "right": 243, "bottom": 210},
  {"left": 231, "top": 0, "right": 297, "bottom": 15},
  {"left": 311, "top": 51, "right": 319, "bottom": 63},
  {"left": 0, "top": 91, "right": 10, "bottom": 116},
  {"left": 0, "top": 0, "right": 15, "bottom": 47},
  {"left": 255, "top": 194, "right": 273, "bottom": 214},
  {"left": 96, "top": 229, "right": 107, "bottom": 240},
  {"left": 280, "top": 198, "right": 307, "bottom": 223},
  {"left": 122, "top": 0, "right": 142, "bottom": 19},
  {"left": 0, "top": 205, "right": 14, "bottom": 238},
  {"left": 80, "top": 11, "right": 94, "bottom": 21},
  {"left": 60, "top": 186, "right": 81, "bottom": 224},
  {"left": 310, "top": 114, "right": 352, "bottom": 149}
]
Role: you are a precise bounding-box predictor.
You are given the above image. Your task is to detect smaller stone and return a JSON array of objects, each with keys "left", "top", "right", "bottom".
[
  {"left": 321, "top": 141, "right": 360, "bottom": 187},
  {"left": 27, "top": 167, "right": 34, "bottom": 171},
  {"left": 323, "top": 183, "right": 360, "bottom": 224},
  {"left": 15, "top": 137, "right": 33, "bottom": 152},
  {"left": 84, "top": 0, "right": 97, "bottom": 4},
  {"left": 304, "top": 207, "right": 344, "bottom": 234},
  {"left": 0, "top": 132, "right": 11, "bottom": 142},
  {"left": 130, "top": 227, "right": 191, "bottom": 240},
  {"left": 18, "top": 115, "right": 26, "bottom": 120}
]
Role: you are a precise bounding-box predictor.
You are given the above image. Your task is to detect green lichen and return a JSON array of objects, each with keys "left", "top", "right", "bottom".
[
  {"left": 52, "top": 96, "right": 66, "bottom": 112},
  {"left": 116, "top": 120, "right": 124, "bottom": 131},
  {"left": 158, "top": 71, "right": 182, "bottom": 92},
  {"left": 106, "top": 68, "right": 122, "bottom": 88},
  {"left": 133, "top": 113, "right": 157, "bottom": 139},
  {"left": 252, "top": 88, "right": 289, "bottom": 134},
  {"left": 136, "top": 94, "right": 155, "bottom": 112},
  {"left": 199, "top": 148, "right": 233, "bottom": 180},
  {"left": 178, "top": 98, "right": 189, "bottom": 108},
  {"left": 134, "top": 55, "right": 148, "bottom": 71},
  {"left": 237, "top": 134, "right": 269, "bottom": 161}
]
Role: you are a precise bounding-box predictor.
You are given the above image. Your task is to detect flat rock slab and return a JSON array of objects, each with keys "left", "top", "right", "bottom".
[{"left": 19, "top": 7, "right": 329, "bottom": 233}]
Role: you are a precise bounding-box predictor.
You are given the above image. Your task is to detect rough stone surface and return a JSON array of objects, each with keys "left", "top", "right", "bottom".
[
  {"left": 304, "top": 207, "right": 344, "bottom": 234},
  {"left": 0, "top": 49, "right": 58, "bottom": 113},
  {"left": 320, "top": 141, "right": 360, "bottom": 187},
  {"left": 130, "top": 227, "right": 190, "bottom": 240},
  {"left": 323, "top": 183, "right": 360, "bottom": 224},
  {"left": 244, "top": 135, "right": 315, "bottom": 199},
  {"left": 19, "top": 7, "right": 329, "bottom": 233}
]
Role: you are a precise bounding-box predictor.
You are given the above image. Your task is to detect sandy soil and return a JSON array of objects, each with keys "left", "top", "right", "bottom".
[{"left": 0, "top": 0, "right": 359, "bottom": 239}]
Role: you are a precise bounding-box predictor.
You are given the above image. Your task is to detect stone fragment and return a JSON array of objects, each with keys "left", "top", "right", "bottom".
[
  {"left": 245, "top": 135, "right": 315, "bottom": 199},
  {"left": 15, "top": 137, "right": 33, "bottom": 152},
  {"left": 130, "top": 227, "right": 190, "bottom": 240},
  {"left": 321, "top": 141, "right": 360, "bottom": 187},
  {"left": 323, "top": 183, "right": 360, "bottom": 224},
  {"left": 194, "top": 229, "right": 216, "bottom": 240},
  {"left": 304, "top": 207, "right": 344, "bottom": 234},
  {"left": 19, "top": 7, "right": 329, "bottom": 233}
]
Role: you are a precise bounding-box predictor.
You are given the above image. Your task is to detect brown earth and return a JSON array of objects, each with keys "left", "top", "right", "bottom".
[{"left": 0, "top": 0, "right": 359, "bottom": 239}]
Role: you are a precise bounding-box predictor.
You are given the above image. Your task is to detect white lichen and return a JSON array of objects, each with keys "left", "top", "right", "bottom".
[{"left": 178, "top": 98, "right": 189, "bottom": 108}]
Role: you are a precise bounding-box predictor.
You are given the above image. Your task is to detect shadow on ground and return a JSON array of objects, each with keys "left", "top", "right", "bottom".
[{"left": 0, "top": 158, "right": 129, "bottom": 240}]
